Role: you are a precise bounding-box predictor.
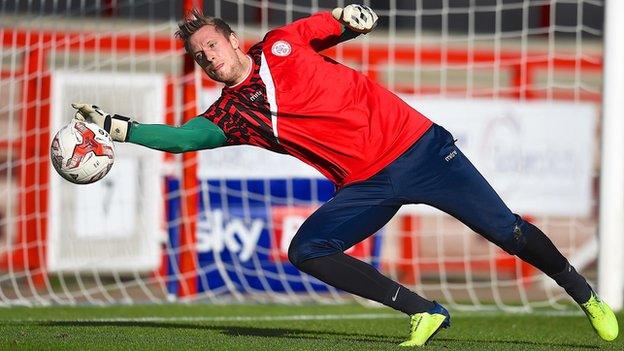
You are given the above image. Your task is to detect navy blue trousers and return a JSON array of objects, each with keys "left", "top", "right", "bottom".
[{"left": 288, "top": 124, "right": 525, "bottom": 266}]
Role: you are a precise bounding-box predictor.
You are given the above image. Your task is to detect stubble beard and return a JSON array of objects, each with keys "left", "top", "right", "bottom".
[{"left": 208, "top": 55, "right": 244, "bottom": 86}]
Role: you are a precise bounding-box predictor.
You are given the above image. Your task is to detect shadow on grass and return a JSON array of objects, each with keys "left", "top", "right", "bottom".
[
  {"left": 37, "top": 321, "right": 602, "bottom": 349},
  {"left": 37, "top": 321, "right": 399, "bottom": 345}
]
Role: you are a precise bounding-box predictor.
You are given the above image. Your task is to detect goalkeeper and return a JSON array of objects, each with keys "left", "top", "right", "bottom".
[{"left": 72, "top": 5, "right": 618, "bottom": 347}]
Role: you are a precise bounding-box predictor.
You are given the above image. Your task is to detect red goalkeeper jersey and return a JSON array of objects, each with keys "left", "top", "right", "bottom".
[{"left": 202, "top": 12, "right": 432, "bottom": 187}]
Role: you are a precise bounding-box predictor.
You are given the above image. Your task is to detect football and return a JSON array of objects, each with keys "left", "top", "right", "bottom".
[{"left": 50, "top": 119, "right": 115, "bottom": 184}]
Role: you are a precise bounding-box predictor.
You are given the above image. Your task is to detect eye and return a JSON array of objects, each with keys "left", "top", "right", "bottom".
[
  {"left": 194, "top": 52, "right": 209, "bottom": 66},
  {"left": 209, "top": 42, "right": 216, "bottom": 49}
]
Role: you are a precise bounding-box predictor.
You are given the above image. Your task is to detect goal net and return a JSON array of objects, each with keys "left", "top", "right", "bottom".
[{"left": 0, "top": 0, "right": 610, "bottom": 310}]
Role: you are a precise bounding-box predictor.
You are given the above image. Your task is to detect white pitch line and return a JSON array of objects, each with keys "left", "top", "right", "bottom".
[
  {"left": 2, "top": 310, "right": 587, "bottom": 323},
  {"left": 449, "top": 310, "right": 586, "bottom": 317}
]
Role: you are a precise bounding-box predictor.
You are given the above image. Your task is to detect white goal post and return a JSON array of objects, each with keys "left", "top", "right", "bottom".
[{"left": 598, "top": 0, "right": 624, "bottom": 311}]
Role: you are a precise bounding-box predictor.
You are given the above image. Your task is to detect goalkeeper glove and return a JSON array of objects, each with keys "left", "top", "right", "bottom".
[
  {"left": 71, "top": 103, "right": 134, "bottom": 142},
  {"left": 332, "top": 4, "right": 378, "bottom": 34}
]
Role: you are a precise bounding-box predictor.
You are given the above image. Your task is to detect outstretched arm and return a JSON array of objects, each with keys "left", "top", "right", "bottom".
[
  {"left": 128, "top": 117, "right": 226, "bottom": 153},
  {"left": 71, "top": 103, "right": 226, "bottom": 153},
  {"left": 273, "top": 4, "right": 378, "bottom": 52}
]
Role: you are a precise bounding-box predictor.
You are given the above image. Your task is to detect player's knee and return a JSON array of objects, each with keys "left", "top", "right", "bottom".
[
  {"left": 497, "top": 216, "right": 530, "bottom": 255},
  {"left": 287, "top": 234, "right": 319, "bottom": 268},
  {"left": 287, "top": 236, "right": 343, "bottom": 268},
  {"left": 287, "top": 240, "right": 305, "bottom": 268}
]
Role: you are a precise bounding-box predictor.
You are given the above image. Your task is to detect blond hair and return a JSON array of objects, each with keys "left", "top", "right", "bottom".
[{"left": 175, "top": 9, "right": 234, "bottom": 53}]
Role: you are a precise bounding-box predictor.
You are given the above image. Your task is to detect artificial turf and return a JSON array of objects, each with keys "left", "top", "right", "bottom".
[{"left": 0, "top": 304, "right": 622, "bottom": 350}]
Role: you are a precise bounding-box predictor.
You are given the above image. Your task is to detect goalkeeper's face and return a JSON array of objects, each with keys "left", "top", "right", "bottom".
[{"left": 189, "top": 25, "right": 246, "bottom": 86}]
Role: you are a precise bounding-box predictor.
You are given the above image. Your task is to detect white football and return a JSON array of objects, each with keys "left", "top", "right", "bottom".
[{"left": 50, "top": 119, "right": 115, "bottom": 184}]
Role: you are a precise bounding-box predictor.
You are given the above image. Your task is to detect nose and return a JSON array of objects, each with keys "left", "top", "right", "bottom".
[{"left": 204, "top": 48, "right": 217, "bottom": 65}]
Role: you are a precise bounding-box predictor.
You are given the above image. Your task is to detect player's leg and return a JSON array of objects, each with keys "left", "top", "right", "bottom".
[
  {"left": 396, "top": 123, "right": 617, "bottom": 341},
  {"left": 287, "top": 170, "right": 433, "bottom": 314},
  {"left": 287, "top": 167, "right": 450, "bottom": 346}
]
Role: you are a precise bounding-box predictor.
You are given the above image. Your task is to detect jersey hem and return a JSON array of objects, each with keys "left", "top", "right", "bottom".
[{"left": 339, "top": 120, "right": 434, "bottom": 188}]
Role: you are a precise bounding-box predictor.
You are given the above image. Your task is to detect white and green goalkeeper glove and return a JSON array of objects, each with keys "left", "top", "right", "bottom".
[
  {"left": 332, "top": 4, "right": 378, "bottom": 34},
  {"left": 71, "top": 103, "right": 133, "bottom": 142}
]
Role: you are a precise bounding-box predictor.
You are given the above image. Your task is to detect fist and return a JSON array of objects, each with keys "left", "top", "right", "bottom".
[{"left": 332, "top": 4, "right": 378, "bottom": 34}]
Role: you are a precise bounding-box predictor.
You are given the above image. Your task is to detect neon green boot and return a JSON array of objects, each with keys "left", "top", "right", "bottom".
[
  {"left": 580, "top": 291, "right": 619, "bottom": 341},
  {"left": 399, "top": 301, "right": 451, "bottom": 347}
]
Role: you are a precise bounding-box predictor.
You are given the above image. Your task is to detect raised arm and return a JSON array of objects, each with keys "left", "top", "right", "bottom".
[
  {"left": 275, "top": 4, "right": 378, "bottom": 52},
  {"left": 71, "top": 103, "right": 226, "bottom": 153}
]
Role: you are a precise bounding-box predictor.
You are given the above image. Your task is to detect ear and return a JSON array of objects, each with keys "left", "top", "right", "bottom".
[{"left": 229, "top": 32, "right": 240, "bottom": 50}]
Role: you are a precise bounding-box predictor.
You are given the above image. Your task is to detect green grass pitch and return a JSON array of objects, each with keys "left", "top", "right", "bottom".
[{"left": 0, "top": 304, "right": 622, "bottom": 350}]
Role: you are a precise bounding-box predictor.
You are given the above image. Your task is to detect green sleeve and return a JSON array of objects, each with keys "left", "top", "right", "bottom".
[{"left": 126, "top": 116, "right": 226, "bottom": 153}]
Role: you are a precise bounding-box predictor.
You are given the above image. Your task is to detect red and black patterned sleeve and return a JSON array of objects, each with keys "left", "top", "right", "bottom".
[
  {"left": 200, "top": 93, "right": 287, "bottom": 154},
  {"left": 200, "top": 102, "right": 239, "bottom": 146}
]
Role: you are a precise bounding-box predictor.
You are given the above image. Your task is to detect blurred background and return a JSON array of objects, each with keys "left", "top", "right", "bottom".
[{"left": 0, "top": 0, "right": 618, "bottom": 311}]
